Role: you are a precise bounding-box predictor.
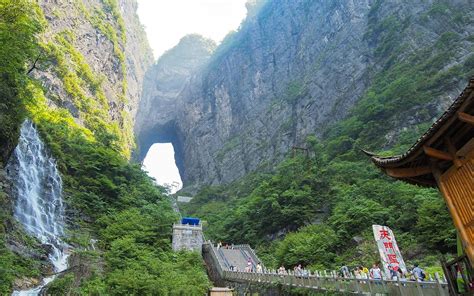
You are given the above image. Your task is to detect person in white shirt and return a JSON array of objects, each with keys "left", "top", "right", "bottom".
[
  {"left": 278, "top": 265, "right": 286, "bottom": 275},
  {"left": 370, "top": 263, "right": 383, "bottom": 280},
  {"left": 245, "top": 258, "right": 252, "bottom": 272}
]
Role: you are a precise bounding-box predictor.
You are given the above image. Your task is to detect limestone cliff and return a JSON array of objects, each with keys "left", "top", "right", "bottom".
[
  {"left": 0, "top": 1, "right": 155, "bottom": 291},
  {"left": 36, "top": 0, "right": 153, "bottom": 157},
  {"left": 135, "top": 0, "right": 474, "bottom": 191},
  {"left": 134, "top": 34, "right": 216, "bottom": 176}
]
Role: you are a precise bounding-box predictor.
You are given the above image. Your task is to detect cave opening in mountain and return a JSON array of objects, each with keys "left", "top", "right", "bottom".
[{"left": 139, "top": 121, "right": 184, "bottom": 194}]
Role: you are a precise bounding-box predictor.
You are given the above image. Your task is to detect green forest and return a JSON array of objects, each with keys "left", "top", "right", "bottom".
[
  {"left": 181, "top": 0, "right": 474, "bottom": 277},
  {"left": 1, "top": 0, "right": 473, "bottom": 295},
  {"left": 0, "top": 0, "right": 209, "bottom": 294},
  {"left": 182, "top": 137, "right": 456, "bottom": 275}
]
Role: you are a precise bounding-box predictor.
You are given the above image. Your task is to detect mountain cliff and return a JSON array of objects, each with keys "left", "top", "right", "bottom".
[
  {"left": 135, "top": 0, "right": 474, "bottom": 191},
  {"left": 177, "top": 0, "right": 473, "bottom": 271},
  {"left": 2, "top": 0, "right": 474, "bottom": 292},
  {"left": 134, "top": 34, "right": 216, "bottom": 175},
  {"left": 33, "top": 0, "right": 153, "bottom": 158},
  {"left": 0, "top": 1, "right": 210, "bottom": 294}
]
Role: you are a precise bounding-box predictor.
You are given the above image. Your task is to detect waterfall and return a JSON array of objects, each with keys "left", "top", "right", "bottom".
[{"left": 6, "top": 120, "right": 69, "bottom": 296}]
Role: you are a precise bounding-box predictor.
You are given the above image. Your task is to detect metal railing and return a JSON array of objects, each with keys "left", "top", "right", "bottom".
[
  {"left": 205, "top": 242, "right": 449, "bottom": 295},
  {"left": 222, "top": 270, "right": 450, "bottom": 295},
  {"left": 239, "top": 244, "right": 262, "bottom": 267},
  {"left": 205, "top": 242, "right": 224, "bottom": 278},
  {"left": 218, "top": 248, "right": 233, "bottom": 270}
]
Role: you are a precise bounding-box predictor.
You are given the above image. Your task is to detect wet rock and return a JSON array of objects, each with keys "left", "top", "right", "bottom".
[
  {"left": 13, "top": 277, "right": 40, "bottom": 291},
  {"left": 40, "top": 243, "right": 54, "bottom": 255}
]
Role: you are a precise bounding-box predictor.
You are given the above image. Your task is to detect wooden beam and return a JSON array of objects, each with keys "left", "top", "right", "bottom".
[
  {"left": 385, "top": 166, "right": 432, "bottom": 178},
  {"left": 445, "top": 138, "right": 462, "bottom": 168},
  {"left": 423, "top": 145, "right": 453, "bottom": 161},
  {"left": 458, "top": 112, "right": 474, "bottom": 125}
]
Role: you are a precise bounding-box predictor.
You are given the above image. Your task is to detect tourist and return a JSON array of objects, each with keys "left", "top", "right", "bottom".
[
  {"left": 294, "top": 264, "right": 303, "bottom": 277},
  {"left": 246, "top": 258, "right": 253, "bottom": 272},
  {"left": 340, "top": 265, "right": 350, "bottom": 278},
  {"left": 369, "top": 263, "right": 382, "bottom": 280},
  {"left": 354, "top": 266, "right": 362, "bottom": 279},
  {"left": 388, "top": 265, "right": 397, "bottom": 280},
  {"left": 412, "top": 263, "right": 426, "bottom": 282},
  {"left": 217, "top": 241, "right": 222, "bottom": 249},
  {"left": 397, "top": 268, "right": 408, "bottom": 285},
  {"left": 301, "top": 268, "right": 309, "bottom": 278},
  {"left": 256, "top": 262, "right": 263, "bottom": 273},
  {"left": 407, "top": 269, "right": 416, "bottom": 281},
  {"left": 278, "top": 265, "right": 286, "bottom": 275},
  {"left": 361, "top": 265, "right": 369, "bottom": 278}
]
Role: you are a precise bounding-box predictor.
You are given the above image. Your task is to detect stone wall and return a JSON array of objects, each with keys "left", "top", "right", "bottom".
[{"left": 171, "top": 224, "right": 203, "bottom": 252}]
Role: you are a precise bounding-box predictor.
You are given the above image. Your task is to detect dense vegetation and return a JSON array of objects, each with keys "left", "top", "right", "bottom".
[
  {"left": 0, "top": 0, "right": 210, "bottom": 294},
  {"left": 1, "top": 0, "right": 472, "bottom": 294},
  {"left": 183, "top": 139, "right": 455, "bottom": 273},
  {"left": 29, "top": 93, "right": 210, "bottom": 294},
  {"left": 182, "top": 1, "right": 474, "bottom": 276},
  {"left": 0, "top": 0, "right": 46, "bottom": 292}
]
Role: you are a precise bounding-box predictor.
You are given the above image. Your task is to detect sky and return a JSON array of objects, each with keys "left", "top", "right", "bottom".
[
  {"left": 137, "top": 1, "right": 248, "bottom": 193},
  {"left": 142, "top": 143, "right": 182, "bottom": 193},
  {"left": 137, "top": 0, "right": 248, "bottom": 59}
]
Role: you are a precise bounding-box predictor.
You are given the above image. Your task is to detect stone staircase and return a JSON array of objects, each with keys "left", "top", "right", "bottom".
[{"left": 202, "top": 241, "right": 450, "bottom": 296}]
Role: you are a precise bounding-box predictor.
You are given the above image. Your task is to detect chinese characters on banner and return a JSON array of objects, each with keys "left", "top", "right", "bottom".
[{"left": 372, "top": 225, "right": 407, "bottom": 279}]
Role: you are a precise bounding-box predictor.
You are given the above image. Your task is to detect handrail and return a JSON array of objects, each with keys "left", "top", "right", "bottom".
[
  {"left": 221, "top": 270, "right": 450, "bottom": 295},
  {"left": 205, "top": 242, "right": 223, "bottom": 278},
  {"left": 217, "top": 248, "right": 232, "bottom": 270},
  {"left": 205, "top": 241, "right": 449, "bottom": 295},
  {"left": 240, "top": 245, "right": 263, "bottom": 269},
  {"left": 223, "top": 243, "right": 263, "bottom": 269}
]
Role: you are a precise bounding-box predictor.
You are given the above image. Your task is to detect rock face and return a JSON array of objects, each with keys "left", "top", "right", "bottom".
[
  {"left": 135, "top": 0, "right": 474, "bottom": 191},
  {"left": 36, "top": 0, "right": 153, "bottom": 155},
  {"left": 120, "top": 0, "right": 155, "bottom": 120},
  {"left": 135, "top": 35, "right": 216, "bottom": 176}
]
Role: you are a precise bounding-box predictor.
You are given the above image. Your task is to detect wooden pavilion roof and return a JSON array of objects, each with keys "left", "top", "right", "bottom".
[{"left": 364, "top": 78, "right": 474, "bottom": 187}]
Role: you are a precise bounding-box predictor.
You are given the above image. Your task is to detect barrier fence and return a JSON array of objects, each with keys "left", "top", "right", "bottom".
[
  {"left": 222, "top": 270, "right": 449, "bottom": 295},
  {"left": 205, "top": 243, "right": 450, "bottom": 295}
]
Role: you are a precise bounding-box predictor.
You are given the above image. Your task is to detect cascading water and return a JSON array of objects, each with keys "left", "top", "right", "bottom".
[{"left": 6, "top": 120, "right": 69, "bottom": 296}]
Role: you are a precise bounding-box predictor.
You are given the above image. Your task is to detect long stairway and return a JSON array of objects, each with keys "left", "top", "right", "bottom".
[
  {"left": 217, "top": 247, "right": 257, "bottom": 271},
  {"left": 203, "top": 241, "right": 450, "bottom": 295}
]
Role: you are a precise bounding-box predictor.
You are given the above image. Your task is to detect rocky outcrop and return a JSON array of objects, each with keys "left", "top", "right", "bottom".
[
  {"left": 35, "top": 0, "right": 153, "bottom": 155},
  {"left": 135, "top": 0, "right": 474, "bottom": 191},
  {"left": 120, "top": 0, "right": 154, "bottom": 120}
]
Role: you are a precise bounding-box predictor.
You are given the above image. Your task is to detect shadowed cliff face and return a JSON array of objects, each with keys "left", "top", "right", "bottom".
[
  {"left": 134, "top": 35, "right": 216, "bottom": 179},
  {"left": 135, "top": 0, "right": 474, "bottom": 191}
]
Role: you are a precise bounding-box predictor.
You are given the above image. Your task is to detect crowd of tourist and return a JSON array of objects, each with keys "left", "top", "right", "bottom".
[
  {"left": 348, "top": 263, "right": 427, "bottom": 282},
  {"left": 216, "top": 243, "right": 430, "bottom": 282},
  {"left": 243, "top": 260, "right": 428, "bottom": 282}
]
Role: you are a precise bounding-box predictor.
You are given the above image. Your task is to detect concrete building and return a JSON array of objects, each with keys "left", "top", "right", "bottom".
[{"left": 172, "top": 218, "right": 203, "bottom": 252}]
